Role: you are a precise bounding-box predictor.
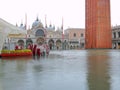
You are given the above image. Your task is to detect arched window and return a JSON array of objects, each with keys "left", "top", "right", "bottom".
[
  {"left": 35, "top": 29, "right": 44, "bottom": 37},
  {"left": 26, "top": 39, "right": 33, "bottom": 45},
  {"left": 81, "top": 33, "right": 84, "bottom": 37},
  {"left": 73, "top": 33, "right": 76, "bottom": 37}
]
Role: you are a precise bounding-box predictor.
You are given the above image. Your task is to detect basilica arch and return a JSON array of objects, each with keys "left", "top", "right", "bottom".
[
  {"left": 35, "top": 29, "right": 45, "bottom": 37},
  {"left": 17, "top": 39, "right": 25, "bottom": 49},
  {"left": 26, "top": 38, "right": 33, "bottom": 47},
  {"left": 56, "top": 39, "right": 62, "bottom": 50},
  {"left": 18, "top": 39, "right": 24, "bottom": 47},
  {"left": 48, "top": 39, "right": 54, "bottom": 50},
  {"left": 36, "top": 37, "right": 45, "bottom": 45}
]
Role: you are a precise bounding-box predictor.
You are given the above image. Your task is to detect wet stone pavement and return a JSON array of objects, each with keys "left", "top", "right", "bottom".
[{"left": 0, "top": 49, "right": 120, "bottom": 90}]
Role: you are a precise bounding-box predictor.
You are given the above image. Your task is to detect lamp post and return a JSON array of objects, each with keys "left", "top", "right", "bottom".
[{"left": 8, "top": 38, "right": 10, "bottom": 50}]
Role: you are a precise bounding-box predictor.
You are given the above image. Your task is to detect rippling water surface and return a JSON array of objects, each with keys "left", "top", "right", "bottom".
[{"left": 0, "top": 50, "right": 120, "bottom": 90}]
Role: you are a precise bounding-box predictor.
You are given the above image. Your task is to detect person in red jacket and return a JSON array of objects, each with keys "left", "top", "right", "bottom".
[{"left": 15, "top": 45, "right": 18, "bottom": 50}]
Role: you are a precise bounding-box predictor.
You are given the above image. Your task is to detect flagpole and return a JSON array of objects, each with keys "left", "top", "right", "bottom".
[
  {"left": 61, "top": 17, "right": 64, "bottom": 50},
  {"left": 45, "top": 14, "right": 47, "bottom": 28},
  {"left": 25, "top": 13, "right": 27, "bottom": 49},
  {"left": 25, "top": 13, "right": 27, "bottom": 30}
]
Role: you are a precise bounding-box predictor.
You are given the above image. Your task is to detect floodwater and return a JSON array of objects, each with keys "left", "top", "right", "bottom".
[{"left": 0, "top": 50, "right": 120, "bottom": 90}]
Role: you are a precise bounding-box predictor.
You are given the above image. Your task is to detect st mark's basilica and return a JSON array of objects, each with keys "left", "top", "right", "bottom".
[{"left": 4, "top": 17, "right": 85, "bottom": 51}]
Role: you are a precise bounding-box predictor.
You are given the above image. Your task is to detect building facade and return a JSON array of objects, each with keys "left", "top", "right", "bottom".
[
  {"left": 3, "top": 16, "right": 120, "bottom": 50},
  {"left": 3, "top": 17, "right": 69, "bottom": 50},
  {"left": 3, "top": 17, "right": 86, "bottom": 50},
  {"left": 112, "top": 25, "right": 120, "bottom": 49},
  {"left": 64, "top": 28, "right": 85, "bottom": 49},
  {"left": 20, "top": 17, "right": 67, "bottom": 50},
  {"left": 85, "top": 0, "right": 112, "bottom": 49}
]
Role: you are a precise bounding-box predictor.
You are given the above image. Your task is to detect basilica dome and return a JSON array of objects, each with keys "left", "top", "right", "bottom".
[{"left": 32, "top": 17, "right": 43, "bottom": 28}]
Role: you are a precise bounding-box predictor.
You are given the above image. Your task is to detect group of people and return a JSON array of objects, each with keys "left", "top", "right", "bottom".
[
  {"left": 27, "top": 43, "right": 50, "bottom": 57},
  {"left": 15, "top": 43, "right": 50, "bottom": 57},
  {"left": 15, "top": 45, "right": 24, "bottom": 50}
]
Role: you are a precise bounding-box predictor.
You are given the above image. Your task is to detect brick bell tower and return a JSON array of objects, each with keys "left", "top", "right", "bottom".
[{"left": 85, "top": 0, "right": 112, "bottom": 49}]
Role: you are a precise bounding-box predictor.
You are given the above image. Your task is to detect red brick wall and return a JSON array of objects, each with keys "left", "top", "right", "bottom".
[{"left": 85, "top": 0, "right": 112, "bottom": 49}]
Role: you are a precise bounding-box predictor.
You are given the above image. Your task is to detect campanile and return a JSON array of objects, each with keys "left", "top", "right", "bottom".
[{"left": 85, "top": 0, "right": 112, "bottom": 49}]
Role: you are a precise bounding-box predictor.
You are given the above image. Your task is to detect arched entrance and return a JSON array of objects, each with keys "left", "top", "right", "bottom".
[
  {"left": 18, "top": 40, "right": 24, "bottom": 46},
  {"left": 48, "top": 39, "right": 54, "bottom": 50},
  {"left": 17, "top": 39, "right": 24, "bottom": 49},
  {"left": 63, "top": 40, "right": 68, "bottom": 50},
  {"left": 36, "top": 37, "right": 45, "bottom": 45},
  {"left": 56, "top": 39, "right": 62, "bottom": 50},
  {"left": 26, "top": 38, "right": 33, "bottom": 47}
]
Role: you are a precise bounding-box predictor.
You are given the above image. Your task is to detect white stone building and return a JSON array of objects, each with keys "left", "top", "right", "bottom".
[{"left": 112, "top": 25, "right": 120, "bottom": 49}]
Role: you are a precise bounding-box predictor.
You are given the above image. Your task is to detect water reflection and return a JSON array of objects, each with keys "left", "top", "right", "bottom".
[
  {"left": 108, "top": 50, "right": 120, "bottom": 90},
  {"left": 87, "top": 50, "right": 110, "bottom": 90},
  {"left": 0, "top": 50, "right": 120, "bottom": 90},
  {"left": 0, "top": 50, "right": 88, "bottom": 90}
]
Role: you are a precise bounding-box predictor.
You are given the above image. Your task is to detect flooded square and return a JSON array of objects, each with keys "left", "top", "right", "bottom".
[{"left": 0, "top": 50, "right": 120, "bottom": 90}]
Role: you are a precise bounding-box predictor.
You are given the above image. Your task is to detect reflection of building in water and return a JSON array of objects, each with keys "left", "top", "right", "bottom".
[
  {"left": 2, "top": 16, "right": 85, "bottom": 50},
  {"left": 109, "top": 52, "right": 120, "bottom": 90},
  {"left": 112, "top": 25, "right": 120, "bottom": 49},
  {"left": 87, "top": 50, "right": 110, "bottom": 90}
]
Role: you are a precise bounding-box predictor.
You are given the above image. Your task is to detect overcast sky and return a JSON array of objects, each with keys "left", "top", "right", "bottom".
[{"left": 0, "top": 0, "right": 120, "bottom": 29}]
